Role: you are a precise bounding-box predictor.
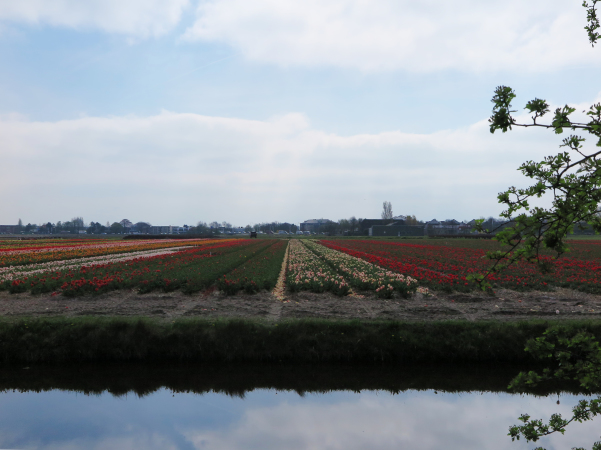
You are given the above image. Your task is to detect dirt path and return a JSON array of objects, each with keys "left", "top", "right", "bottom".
[{"left": 1, "top": 286, "right": 601, "bottom": 322}]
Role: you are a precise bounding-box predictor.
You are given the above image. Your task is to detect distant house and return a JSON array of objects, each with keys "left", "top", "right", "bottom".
[
  {"left": 300, "top": 219, "right": 333, "bottom": 233},
  {"left": 170, "top": 225, "right": 193, "bottom": 234},
  {"left": 425, "top": 219, "right": 441, "bottom": 227},
  {"left": 425, "top": 219, "right": 466, "bottom": 235},
  {"left": 457, "top": 222, "right": 473, "bottom": 234},
  {"left": 0, "top": 225, "right": 17, "bottom": 234},
  {"left": 467, "top": 218, "right": 511, "bottom": 235},
  {"left": 422, "top": 218, "right": 508, "bottom": 236},
  {"left": 149, "top": 226, "right": 173, "bottom": 235},
  {"left": 357, "top": 219, "right": 388, "bottom": 235},
  {"left": 369, "top": 225, "right": 425, "bottom": 237}
]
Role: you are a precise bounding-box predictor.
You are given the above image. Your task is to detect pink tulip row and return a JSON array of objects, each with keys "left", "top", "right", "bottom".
[
  {"left": 304, "top": 240, "right": 429, "bottom": 298},
  {"left": 0, "top": 247, "right": 186, "bottom": 282},
  {"left": 286, "top": 240, "right": 350, "bottom": 296}
]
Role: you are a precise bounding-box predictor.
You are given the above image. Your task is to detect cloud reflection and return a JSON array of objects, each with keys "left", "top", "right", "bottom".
[
  {"left": 1, "top": 389, "right": 601, "bottom": 449},
  {"left": 183, "top": 391, "right": 601, "bottom": 450}
]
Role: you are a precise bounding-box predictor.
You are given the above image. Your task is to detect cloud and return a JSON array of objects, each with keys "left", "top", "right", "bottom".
[
  {"left": 41, "top": 433, "right": 179, "bottom": 450},
  {"left": 182, "top": 0, "right": 601, "bottom": 73},
  {"left": 0, "top": 108, "right": 580, "bottom": 225},
  {"left": 182, "top": 391, "right": 601, "bottom": 450},
  {"left": 0, "top": 0, "right": 190, "bottom": 38}
]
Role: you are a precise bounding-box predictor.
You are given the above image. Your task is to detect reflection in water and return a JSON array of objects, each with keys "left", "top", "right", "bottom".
[{"left": 0, "top": 363, "right": 597, "bottom": 449}]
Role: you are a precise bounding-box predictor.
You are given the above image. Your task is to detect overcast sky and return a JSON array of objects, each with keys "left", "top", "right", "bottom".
[{"left": 1, "top": 0, "right": 600, "bottom": 227}]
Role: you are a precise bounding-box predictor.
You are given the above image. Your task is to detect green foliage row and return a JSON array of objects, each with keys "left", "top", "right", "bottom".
[
  {"left": 0, "top": 318, "right": 599, "bottom": 364},
  {"left": 216, "top": 240, "right": 288, "bottom": 294}
]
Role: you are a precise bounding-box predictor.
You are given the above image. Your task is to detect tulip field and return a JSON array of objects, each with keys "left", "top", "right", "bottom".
[
  {"left": 320, "top": 239, "right": 601, "bottom": 293},
  {"left": 1, "top": 237, "right": 601, "bottom": 297}
]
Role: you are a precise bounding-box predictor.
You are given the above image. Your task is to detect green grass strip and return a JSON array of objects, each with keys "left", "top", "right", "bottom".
[{"left": 2, "top": 317, "right": 601, "bottom": 364}]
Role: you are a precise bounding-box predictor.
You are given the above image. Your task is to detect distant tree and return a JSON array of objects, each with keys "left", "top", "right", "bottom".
[
  {"left": 71, "top": 217, "right": 84, "bottom": 233},
  {"left": 86, "top": 222, "right": 106, "bottom": 234},
  {"left": 338, "top": 218, "right": 350, "bottom": 234},
  {"left": 349, "top": 216, "right": 358, "bottom": 235},
  {"left": 381, "top": 201, "right": 393, "bottom": 221},
  {"left": 405, "top": 215, "right": 419, "bottom": 226},
  {"left": 61, "top": 220, "right": 74, "bottom": 233},
  {"left": 134, "top": 222, "right": 151, "bottom": 234},
  {"left": 209, "top": 221, "right": 220, "bottom": 229},
  {"left": 119, "top": 219, "right": 132, "bottom": 233},
  {"left": 110, "top": 222, "right": 124, "bottom": 234},
  {"left": 322, "top": 221, "right": 337, "bottom": 235},
  {"left": 190, "top": 221, "right": 210, "bottom": 234}
]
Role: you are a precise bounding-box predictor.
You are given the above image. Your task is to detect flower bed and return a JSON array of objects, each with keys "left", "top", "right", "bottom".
[
  {"left": 0, "top": 239, "right": 262, "bottom": 296},
  {"left": 320, "top": 239, "right": 601, "bottom": 293},
  {"left": 217, "top": 240, "right": 288, "bottom": 295},
  {"left": 0, "top": 238, "right": 220, "bottom": 267},
  {"left": 304, "top": 240, "right": 428, "bottom": 298},
  {"left": 286, "top": 240, "right": 350, "bottom": 296}
]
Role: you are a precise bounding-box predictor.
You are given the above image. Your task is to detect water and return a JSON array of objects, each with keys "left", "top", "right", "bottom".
[{"left": 0, "top": 363, "right": 598, "bottom": 450}]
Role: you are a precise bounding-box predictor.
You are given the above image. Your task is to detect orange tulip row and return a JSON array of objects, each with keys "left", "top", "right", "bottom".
[{"left": 0, "top": 238, "right": 232, "bottom": 268}]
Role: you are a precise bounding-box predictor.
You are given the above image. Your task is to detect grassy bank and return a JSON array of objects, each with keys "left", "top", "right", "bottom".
[{"left": 1, "top": 317, "right": 601, "bottom": 364}]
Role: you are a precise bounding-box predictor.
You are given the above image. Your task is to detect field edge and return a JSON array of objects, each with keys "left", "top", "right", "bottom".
[{"left": 1, "top": 317, "right": 600, "bottom": 364}]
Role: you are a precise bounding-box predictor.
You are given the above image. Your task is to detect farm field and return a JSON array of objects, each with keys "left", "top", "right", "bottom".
[
  {"left": 320, "top": 238, "right": 601, "bottom": 294},
  {"left": 1, "top": 237, "right": 601, "bottom": 322},
  {"left": 3, "top": 237, "right": 601, "bottom": 296},
  {"left": 0, "top": 238, "right": 432, "bottom": 299}
]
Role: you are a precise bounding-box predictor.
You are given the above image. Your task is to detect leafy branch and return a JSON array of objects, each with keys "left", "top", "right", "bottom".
[
  {"left": 468, "top": 1, "right": 601, "bottom": 291},
  {"left": 508, "top": 329, "right": 601, "bottom": 450},
  {"left": 469, "top": 90, "right": 601, "bottom": 290},
  {"left": 584, "top": 0, "right": 600, "bottom": 46},
  {"left": 509, "top": 404, "right": 601, "bottom": 450}
]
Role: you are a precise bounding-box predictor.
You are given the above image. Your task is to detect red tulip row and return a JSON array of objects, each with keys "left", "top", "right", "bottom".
[{"left": 319, "top": 239, "right": 601, "bottom": 293}]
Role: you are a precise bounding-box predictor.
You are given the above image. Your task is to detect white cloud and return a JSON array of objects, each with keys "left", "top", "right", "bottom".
[
  {"left": 183, "top": 0, "right": 601, "bottom": 73},
  {"left": 0, "top": 0, "right": 190, "bottom": 38},
  {"left": 0, "top": 108, "right": 581, "bottom": 225}
]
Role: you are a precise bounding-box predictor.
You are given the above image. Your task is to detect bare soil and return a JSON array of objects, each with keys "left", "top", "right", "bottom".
[{"left": 1, "top": 287, "right": 601, "bottom": 322}]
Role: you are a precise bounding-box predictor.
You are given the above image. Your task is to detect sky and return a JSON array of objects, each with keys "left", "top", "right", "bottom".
[{"left": 1, "top": 0, "right": 601, "bottom": 227}]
